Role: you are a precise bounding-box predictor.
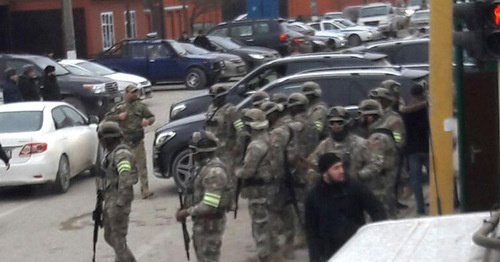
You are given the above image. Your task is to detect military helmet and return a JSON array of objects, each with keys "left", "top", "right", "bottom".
[
  {"left": 328, "top": 106, "right": 350, "bottom": 122},
  {"left": 97, "top": 121, "right": 123, "bottom": 139},
  {"left": 380, "top": 79, "right": 401, "bottom": 95},
  {"left": 260, "top": 101, "right": 281, "bottom": 115},
  {"left": 243, "top": 108, "right": 269, "bottom": 130},
  {"left": 189, "top": 130, "right": 218, "bottom": 154},
  {"left": 287, "top": 93, "right": 309, "bottom": 108},
  {"left": 251, "top": 91, "right": 270, "bottom": 107},
  {"left": 369, "top": 87, "right": 394, "bottom": 102},
  {"left": 358, "top": 99, "right": 383, "bottom": 117},
  {"left": 209, "top": 84, "right": 229, "bottom": 99},
  {"left": 301, "top": 81, "right": 322, "bottom": 98}
]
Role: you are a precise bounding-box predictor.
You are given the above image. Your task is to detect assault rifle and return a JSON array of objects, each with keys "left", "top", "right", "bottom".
[{"left": 178, "top": 189, "right": 191, "bottom": 261}]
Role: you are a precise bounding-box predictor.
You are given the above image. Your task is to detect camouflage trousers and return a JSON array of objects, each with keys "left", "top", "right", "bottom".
[
  {"left": 248, "top": 197, "right": 274, "bottom": 259},
  {"left": 103, "top": 199, "right": 136, "bottom": 262},
  {"left": 373, "top": 188, "right": 398, "bottom": 219},
  {"left": 293, "top": 186, "right": 308, "bottom": 243},
  {"left": 269, "top": 204, "right": 296, "bottom": 250},
  {"left": 192, "top": 215, "right": 227, "bottom": 262},
  {"left": 131, "top": 140, "right": 150, "bottom": 195}
]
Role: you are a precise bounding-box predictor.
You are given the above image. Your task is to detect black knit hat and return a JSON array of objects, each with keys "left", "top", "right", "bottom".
[
  {"left": 5, "top": 68, "right": 16, "bottom": 79},
  {"left": 44, "top": 65, "right": 55, "bottom": 74},
  {"left": 318, "top": 153, "right": 341, "bottom": 174}
]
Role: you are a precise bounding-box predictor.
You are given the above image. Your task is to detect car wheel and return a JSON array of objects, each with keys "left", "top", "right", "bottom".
[
  {"left": 348, "top": 34, "right": 362, "bottom": 46},
  {"left": 172, "top": 149, "right": 193, "bottom": 191},
  {"left": 89, "top": 143, "right": 103, "bottom": 177},
  {"left": 53, "top": 155, "right": 71, "bottom": 194},
  {"left": 63, "top": 97, "right": 87, "bottom": 116},
  {"left": 185, "top": 68, "right": 207, "bottom": 90}
]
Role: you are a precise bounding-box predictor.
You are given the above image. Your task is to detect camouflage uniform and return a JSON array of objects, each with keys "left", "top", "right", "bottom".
[
  {"left": 98, "top": 122, "right": 138, "bottom": 262},
  {"left": 302, "top": 81, "right": 329, "bottom": 141},
  {"left": 236, "top": 109, "right": 278, "bottom": 261},
  {"left": 105, "top": 86, "right": 155, "bottom": 198},
  {"left": 357, "top": 99, "right": 399, "bottom": 218},
  {"left": 250, "top": 91, "right": 270, "bottom": 108}
]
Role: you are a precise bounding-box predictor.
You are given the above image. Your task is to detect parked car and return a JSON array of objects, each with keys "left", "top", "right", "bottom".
[
  {"left": 168, "top": 52, "right": 393, "bottom": 121},
  {"left": 207, "top": 18, "right": 291, "bottom": 56},
  {"left": 206, "top": 36, "right": 281, "bottom": 70},
  {"left": 179, "top": 43, "right": 247, "bottom": 81},
  {"left": 58, "top": 59, "right": 152, "bottom": 99},
  {"left": 93, "top": 38, "right": 223, "bottom": 90},
  {"left": 154, "top": 68, "right": 428, "bottom": 190},
  {"left": 409, "top": 9, "right": 430, "bottom": 32},
  {"left": 322, "top": 12, "right": 343, "bottom": 20},
  {"left": 308, "top": 20, "right": 377, "bottom": 46},
  {"left": 342, "top": 5, "right": 363, "bottom": 23},
  {"left": 0, "top": 102, "right": 100, "bottom": 193},
  {"left": 0, "top": 54, "right": 121, "bottom": 117},
  {"left": 330, "top": 18, "right": 381, "bottom": 37},
  {"left": 289, "top": 22, "right": 348, "bottom": 50},
  {"left": 283, "top": 27, "right": 314, "bottom": 53},
  {"left": 357, "top": 3, "right": 409, "bottom": 37},
  {"left": 405, "top": 0, "right": 430, "bottom": 16}
]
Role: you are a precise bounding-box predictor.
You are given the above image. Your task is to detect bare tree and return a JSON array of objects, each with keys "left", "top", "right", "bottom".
[{"left": 187, "top": 0, "right": 222, "bottom": 33}]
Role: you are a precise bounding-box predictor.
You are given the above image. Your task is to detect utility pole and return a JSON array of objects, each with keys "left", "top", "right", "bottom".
[
  {"left": 125, "top": 0, "right": 132, "bottom": 38},
  {"left": 62, "top": 0, "right": 77, "bottom": 58},
  {"left": 182, "top": 0, "right": 189, "bottom": 34},
  {"left": 158, "top": 0, "right": 165, "bottom": 38}
]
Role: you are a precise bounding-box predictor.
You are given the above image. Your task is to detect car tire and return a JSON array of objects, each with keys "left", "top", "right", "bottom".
[
  {"left": 53, "top": 155, "right": 71, "bottom": 194},
  {"left": 185, "top": 68, "right": 207, "bottom": 90},
  {"left": 63, "top": 97, "right": 87, "bottom": 116},
  {"left": 171, "top": 148, "right": 193, "bottom": 192},
  {"left": 89, "top": 143, "right": 103, "bottom": 177},
  {"left": 348, "top": 34, "right": 362, "bottom": 46}
]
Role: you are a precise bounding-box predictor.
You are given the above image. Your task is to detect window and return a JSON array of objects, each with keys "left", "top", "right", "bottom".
[
  {"left": 210, "top": 27, "right": 228, "bottom": 37},
  {"left": 323, "top": 23, "right": 339, "bottom": 30},
  {"left": 61, "top": 106, "right": 86, "bottom": 126},
  {"left": 148, "top": 43, "right": 172, "bottom": 59},
  {"left": 52, "top": 107, "right": 74, "bottom": 129},
  {"left": 254, "top": 22, "right": 270, "bottom": 34},
  {"left": 101, "top": 12, "right": 115, "bottom": 50},
  {"left": 124, "top": 10, "right": 137, "bottom": 39},
  {"left": 130, "top": 43, "right": 147, "bottom": 59},
  {"left": 286, "top": 61, "right": 329, "bottom": 75},
  {"left": 246, "top": 65, "right": 287, "bottom": 91},
  {"left": 0, "top": 111, "right": 43, "bottom": 133},
  {"left": 394, "top": 43, "right": 429, "bottom": 64},
  {"left": 230, "top": 24, "right": 253, "bottom": 37},
  {"left": 309, "top": 23, "right": 320, "bottom": 31}
]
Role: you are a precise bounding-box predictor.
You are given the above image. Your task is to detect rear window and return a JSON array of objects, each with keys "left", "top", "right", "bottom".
[
  {"left": 360, "top": 6, "right": 388, "bottom": 17},
  {"left": 0, "top": 111, "right": 43, "bottom": 133}
]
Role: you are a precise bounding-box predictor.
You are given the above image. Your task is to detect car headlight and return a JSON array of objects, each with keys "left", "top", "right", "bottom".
[
  {"left": 83, "top": 83, "right": 106, "bottom": 93},
  {"left": 155, "top": 131, "right": 176, "bottom": 146},
  {"left": 249, "top": 54, "right": 265, "bottom": 60},
  {"left": 171, "top": 104, "right": 186, "bottom": 118},
  {"left": 405, "top": 9, "right": 415, "bottom": 16}
]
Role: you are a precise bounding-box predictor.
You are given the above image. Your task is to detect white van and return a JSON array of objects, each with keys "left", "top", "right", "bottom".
[{"left": 358, "top": 3, "right": 408, "bottom": 36}]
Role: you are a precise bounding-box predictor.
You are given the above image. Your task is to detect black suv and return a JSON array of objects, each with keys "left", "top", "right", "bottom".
[
  {"left": 207, "top": 18, "right": 291, "bottom": 56},
  {"left": 169, "top": 52, "right": 392, "bottom": 121},
  {"left": 0, "top": 54, "right": 121, "bottom": 117},
  {"left": 154, "top": 68, "right": 428, "bottom": 190}
]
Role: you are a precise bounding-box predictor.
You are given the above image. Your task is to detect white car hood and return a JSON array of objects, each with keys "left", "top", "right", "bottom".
[{"left": 106, "top": 73, "right": 148, "bottom": 84}]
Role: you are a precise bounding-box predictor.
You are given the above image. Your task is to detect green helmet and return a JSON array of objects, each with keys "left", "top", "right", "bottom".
[
  {"left": 328, "top": 106, "right": 350, "bottom": 122},
  {"left": 251, "top": 91, "right": 270, "bottom": 108},
  {"left": 369, "top": 87, "right": 394, "bottom": 102},
  {"left": 243, "top": 108, "right": 269, "bottom": 130},
  {"left": 287, "top": 93, "right": 309, "bottom": 108},
  {"left": 301, "top": 81, "right": 322, "bottom": 98},
  {"left": 380, "top": 79, "right": 401, "bottom": 95},
  {"left": 260, "top": 101, "right": 281, "bottom": 115},
  {"left": 209, "top": 84, "right": 229, "bottom": 99},
  {"left": 97, "top": 121, "right": 123, "bottom": 139},
  {"left": 189, "top": 131, "right": 218, "bottom": 154},
  {"left": 358, "top": 99, "right": 383, "bottom": 117}
]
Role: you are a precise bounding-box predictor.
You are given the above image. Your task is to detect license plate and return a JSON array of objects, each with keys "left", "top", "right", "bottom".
[{"left": 114, "top": 96, "right": 122, "bottom": 103}]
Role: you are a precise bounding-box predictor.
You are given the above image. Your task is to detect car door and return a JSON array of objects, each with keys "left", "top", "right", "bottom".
[
  {"left": 146, "top": 42, "right": 178, "bottom": 82},
  {"left": 125, "top": 42, "right": 149, "bottom": 78},
  {"left": 229, "top": 21, "right": 256, "bottom": 46},
  {"left": 252, "top": 21, "right": 276, "bottom": 48}
]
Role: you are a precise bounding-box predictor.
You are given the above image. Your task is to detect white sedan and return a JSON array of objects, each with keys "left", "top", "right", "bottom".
[
  {"left": 58, "top": 59, "right": 153, "bottom": 99},
  {"left": 0, "top": 102, "right": 100, "bottom": 193}
]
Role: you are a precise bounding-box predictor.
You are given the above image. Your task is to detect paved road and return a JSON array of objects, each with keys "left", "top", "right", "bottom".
[{"left": 0, "top": 83, "right": 308, "bottom": 262}]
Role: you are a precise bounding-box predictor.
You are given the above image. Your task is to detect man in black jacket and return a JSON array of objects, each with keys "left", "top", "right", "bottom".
[
  {"left": 17, "top": 65, "right": 40, "bottom": 101},
  {"left": 305, "top": 153, "right": 387, "bottom": 262},
  {"left": 41, "top": 65, "right": 61, "bottom": 101},
  {"left": 2, "top": 68, "right": 22, "bottom": 103}
]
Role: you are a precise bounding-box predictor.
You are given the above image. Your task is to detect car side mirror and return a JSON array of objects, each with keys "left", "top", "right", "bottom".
[{"left": 88, "top": 115, "right": 99, "bottom": 125}]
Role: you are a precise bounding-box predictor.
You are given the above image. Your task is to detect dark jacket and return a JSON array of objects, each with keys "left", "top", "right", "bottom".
[
  {"left": 178, "top": 36, "right": 191, "bottom": 43},
  {"left": 2, "top": 79, "right": 23, "bottom": 103},
  {"left": 18, "top": 75, "right": 40, "bottom": 101},
  {"left": 403, "top": 106, "right": 429, "bottom": 154},
  {"left": 41, "top": 75, "right": 61, "bottom": 101},
  {"left": 193, "top": 35, "right": 213, "bottom": 51},
  {"left": 305, "top": 179, "right": 387, "bottom": 262},
  {"left": 0, "top": 143, "right": 9, "bottom": 165}
]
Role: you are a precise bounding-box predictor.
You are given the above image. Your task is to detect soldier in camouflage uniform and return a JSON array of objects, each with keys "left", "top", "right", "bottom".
[
  {"left": 97, "top": 122, "right": 138, "bottom": 262},
  {"left": 270, "top": 92, "right": 292, "bottom": 123},
  {"left": 205, "top": 85, "right": 244, "bottom": 194},
  {"left": 176, "top": 131, "right": 231, "bottom": 262},
  {"left": 236, "top": 109, "right": 283, "bottom": 262},
  {"left": 356, "top": 99, "right": 399, "bottom": 218},
  {"left": 381, "top": 79, "right": 405, "bottom": 113},
  {"left": 301, "top": 81, "right": 329, "bottom": 141},
  {"left": 369, "top": 87, "right": 406, "bottom": 150},
  {"left": 261, "top": 101, "right": 296, "bottom": 259},
  {"left": 307, "top": 106, "right": 367, "bottom": 181},
  {"left": 250, "top": 91, "right": 270, "bottom": 108},
  {"left": 104, "top": 85, "right": 156, "bottom": 199}
]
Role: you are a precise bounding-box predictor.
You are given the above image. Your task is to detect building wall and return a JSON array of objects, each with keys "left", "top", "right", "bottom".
[{"left": 163, "top": 0, "right": 221, "bottom": 37}]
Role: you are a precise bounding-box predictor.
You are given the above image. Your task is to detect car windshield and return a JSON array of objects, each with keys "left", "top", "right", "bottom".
[
  {"left": 0, "top": 111, "right": 44, "bottom": 133},
  {"left": 412, "top": 11, "right": 429, "bottom": 20},
  {"left": 169, "top": 41, "right": 188, "bottom": 55},
  {"left": 30, "top": 57, "right": 69, "bottom": 76},
  {"left": 63, "top": 64, "right": 94, "bottom": 76},
  {"left": 210, "top": 37, "right": 242, "bottom": 50},
  {"left": 360, "top": 6, "right": 388, "bottom": 17},
  {"left": 77, "top": 61, "right": 115, "bottom": 76},
  {"left": 336, "top": 19, "right": 356, "bottom": 27},
  {"left": 181, "top": 43, "right": 210, "bottom": 55}
]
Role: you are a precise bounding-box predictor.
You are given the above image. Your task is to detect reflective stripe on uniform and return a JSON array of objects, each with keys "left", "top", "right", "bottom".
[
  {"left": 393, "top": 132, "right": 402, "bottom": 143},
  {"left": 117, "top": 160, "right": 132, "bottom": 174},
  {"left": 314, "top": 121, "right": 323, "bottom": 131},
  {"left": 233, "top": 119, "right": 244, "bottom": 130},
  {"left": 203, "top": 192, "right": 221, "bottom": 208}
]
